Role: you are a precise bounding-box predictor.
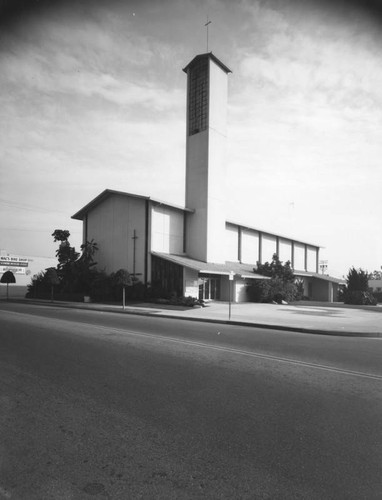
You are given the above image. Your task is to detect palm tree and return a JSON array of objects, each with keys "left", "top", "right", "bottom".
[{"left": 80, "top": 239, "right": 98, "bottom": 264}]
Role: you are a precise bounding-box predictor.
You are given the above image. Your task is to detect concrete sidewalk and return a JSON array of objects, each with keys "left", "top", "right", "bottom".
[{"left": 8, "top": 298, "right": 382, "bottom": 337}]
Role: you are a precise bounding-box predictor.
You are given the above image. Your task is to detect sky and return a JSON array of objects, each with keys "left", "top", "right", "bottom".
[{"left": 0, "top": 0, "right": 381, "bottom": 279}]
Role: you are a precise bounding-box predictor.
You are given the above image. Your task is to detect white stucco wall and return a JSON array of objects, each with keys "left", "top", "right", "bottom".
[
  {"left": 209, "top": 59, "right": 228, "bottom": 136},
  {"left": 306, "top": 246, "right": 318, "bottom": 273},
  {"left": 185, "top": 130, "right": 209, "bottom": 262},
  {"left": 261, "top": 234, "right": 277, "bottom": 263},
  {"left": 293, "top": 242, "right": 305, "bottom": 271},
  {"left": 279, "top": 238, "right": 292, "bottom": 264},
  {"left": 241, "top": 229, "right": 259, "bottom": 264},
  {"left": 368, "top": 279, "right": 382, "bottom": 292},
  {"left": 86, "top": 195, "right": 146, "bottom": 278},
  {"left": 312, "top": 278, "right": 330, "bottom": 301},
  {"left": 205, "top": 59, "right": 229, "bottom": 264},
  {"left": 234, "top": 280, "right": 250, "bottom": 303},
  {"left": 206, "top": 178, "right": 227, "bottom": 262},
  {"left": 185, "top": 57, "right": 229, "bottom": 264},
  {"left": 151, "top": 205, "right": 184, "bottom": 254},
  {"left": 184, "top": 267, "right": 199, "bottom": 298},
  {"left": 225, "top": 224, "right": 238, "bottom": 262}
]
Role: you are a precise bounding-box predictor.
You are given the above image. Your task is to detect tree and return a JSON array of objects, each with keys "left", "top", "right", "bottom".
[
  {"left": 80, "top": 239, "right": 98, "bottom": 264},
  {"left": 346, "top": 267, "right": 369, "bottom": 292},
  {"left": 1, "top": 270, "right": 16, "bottom": 300},
  {"left": 75, "top": 239, "right": 99, "bottom": 294},
  {"left": 255, "top": 254, "right": 295, "bottom": 282},
  {"left": 113, "top": 269, "right": 132, "bottom": 309},
  {"left": 344, "top": 267, "right": 376, "bottom": 305},
  {"left": 52, "top": 229, "right": 70, "bottom": 243},
  {"left": 250, "top": 254, "right": 297, "bottom": 303},
  {"left": 52, "top": 229, "right": 80, "bottom": 292},
  {"left": 50, "top": 230, "right": 100, "bottom": 296},
  {"left": 369, "top": 269, "right": 382, "bottom": 280},
  {"left": 52, "top": 229, "right": 79, "bottom": 268}
]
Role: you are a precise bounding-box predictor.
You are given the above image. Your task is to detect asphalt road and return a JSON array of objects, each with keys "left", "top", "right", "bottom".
[{"left": 1, "top": 301, "right": 382, "bottom": 499}]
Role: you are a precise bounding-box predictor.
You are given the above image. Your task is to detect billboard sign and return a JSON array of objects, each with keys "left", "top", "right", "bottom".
[{"left": 0, "top": 256, "right": 29, "bottom": 275}]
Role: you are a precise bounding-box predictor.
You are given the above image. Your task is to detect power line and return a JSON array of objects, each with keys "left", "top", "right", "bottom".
[
  {"left": 0, "top": 227, "right": 81, "bottom": 234},
  {"left": 0, "top": 198, "right": 69, "bottom": 215}
]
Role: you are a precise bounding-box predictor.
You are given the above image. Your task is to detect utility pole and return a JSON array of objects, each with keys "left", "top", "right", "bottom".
[
  {"left": 132, "top": 229, "right": 138, "bottom": 281},
  {"left": 229, "top": 271, "right": 234, "bottom": 320}
]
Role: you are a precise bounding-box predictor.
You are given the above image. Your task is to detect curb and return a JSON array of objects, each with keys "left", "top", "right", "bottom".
[{"left": 3, "top": 298, "right": 382, "bottom": 338}]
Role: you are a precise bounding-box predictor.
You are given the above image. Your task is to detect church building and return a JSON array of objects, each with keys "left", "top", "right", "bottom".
[{"left": 72, "top": 52, "right": 341, "bottom": 302}]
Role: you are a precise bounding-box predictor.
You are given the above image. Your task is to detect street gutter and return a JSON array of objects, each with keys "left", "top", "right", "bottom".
[{"left": 2, "top": 298, "right": 381, "bottom": 338}]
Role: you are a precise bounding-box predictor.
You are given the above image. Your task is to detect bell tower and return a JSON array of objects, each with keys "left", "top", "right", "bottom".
[{"left": 183, "top": 53, "right": 231, "bottom": 263}]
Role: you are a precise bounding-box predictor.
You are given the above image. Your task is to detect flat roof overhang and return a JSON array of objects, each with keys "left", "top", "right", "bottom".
[
  {"left": 152, "top": 252, "right": 271, "bottom": 280},
  {"left": 294, "top": 270, "right": 345, "bottom": 284}
]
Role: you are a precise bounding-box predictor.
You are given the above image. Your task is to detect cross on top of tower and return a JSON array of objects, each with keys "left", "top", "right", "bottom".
[{"left": 204, "top": 16, "right": 212, "bottom": 52}]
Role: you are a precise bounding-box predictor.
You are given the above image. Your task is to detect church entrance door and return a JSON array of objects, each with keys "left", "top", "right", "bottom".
[{"left": 198, "top": 277, "right": 220, "bottom": 301}]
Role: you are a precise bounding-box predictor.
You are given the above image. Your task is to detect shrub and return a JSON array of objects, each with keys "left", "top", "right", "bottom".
[
  {"left": 344, "top": 267, "right": 376, "bottom": 305},
  {"left": 247, "top": 281, "right": 263, "bottom": 302},
  {"left": 261, "top": 278, "right": 298, "bottom": 303},
  {"left": 344, "top": 290, "right": 377, "bottom": 306},
  {"left": 167, "top": 295, "right": 204, "bottom": 307},
  {"left": 89, "top": 271, "right": 114, "bottom": 302},
  {"left": 150, "top": 283, "right": 172, "bottom": 300},
  {"left": 346, "top": 267, "right": 369, "bottom": 292},
  {"left": 337, "top": 286, "right": 346, "bottom": 302},
  {"left": 127, "top": 281, "right": 147, "bottom": 300},
  {"left": 26, "top": 271, "right": 53, "bottom": 298},
  {"left": 249, "top": 254, "right": 298, "bottom": 303}
]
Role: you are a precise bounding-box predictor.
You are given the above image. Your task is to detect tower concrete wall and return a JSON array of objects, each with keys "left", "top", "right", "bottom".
[{"left": 184, "top": 54, "right": 230, "bottom": 263}]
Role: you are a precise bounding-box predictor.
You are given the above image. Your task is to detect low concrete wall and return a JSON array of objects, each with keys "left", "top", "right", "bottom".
[{"left": 0, "top": 285, "right": 27, "bottom": 299}]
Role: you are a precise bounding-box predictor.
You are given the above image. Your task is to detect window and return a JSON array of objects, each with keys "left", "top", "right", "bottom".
[
  {"left": 151, "top": 255, "right": 183, "bottom": 297},
  {"left": 188, "top": 58, "right": 208, "bottom": 136}
]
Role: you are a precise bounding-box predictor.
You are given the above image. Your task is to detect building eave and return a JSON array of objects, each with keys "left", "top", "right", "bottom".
[
  {"left": 226, "top": 220, "right": 323, "bottom": 249},
  {"left": 151, "top": 252, "right": 270, "bottom": 280},
  {"left": 294, "top": 270, "right": 345, "bottom": 284},
  {"left": 182, "top": 52, "right": 232, "bottom": 74},
  {"left": 71, "top": 189, "right": 193, "bottom": 220}
]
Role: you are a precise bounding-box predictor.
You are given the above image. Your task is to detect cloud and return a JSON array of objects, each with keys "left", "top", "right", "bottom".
[
  {"left": 1, "top": 0, "right": 381, "bottom": 276},
  {"left": 238, "top": 33, "right": 382, "bottom": 110},
  {"left": 231, "top": 1, "right": 382, "bottom": 128},
  {"left": 0, "top": 22, "right": 184, "bottom": 113}
]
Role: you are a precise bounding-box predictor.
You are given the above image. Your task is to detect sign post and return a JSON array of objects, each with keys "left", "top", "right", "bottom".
[
  {"left": 319, "top": 260, "right": 328, "bottom": 275},
  {"left": 229, "top": 271, "right": 234, "bottom": 320}
]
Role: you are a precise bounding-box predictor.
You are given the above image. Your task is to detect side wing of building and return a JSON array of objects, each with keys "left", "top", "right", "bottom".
[{"left": 72, "top": 190, "right": 186, "bottom": 286}]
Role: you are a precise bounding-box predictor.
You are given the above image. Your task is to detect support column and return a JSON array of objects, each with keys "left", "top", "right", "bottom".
[{"left": 291, "top": 241, "right": 295, "bottom": 269}]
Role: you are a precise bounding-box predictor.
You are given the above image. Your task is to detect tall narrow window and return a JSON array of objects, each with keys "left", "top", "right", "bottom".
[{"left": 188, "top": 58, "right": 208, "bottom": 136}]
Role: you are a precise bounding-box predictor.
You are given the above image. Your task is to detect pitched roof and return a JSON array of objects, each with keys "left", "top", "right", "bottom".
[
  {"left": 182, "top": 52, "right": 232, "bottom": 74},
  {"left": 72, "top": 189, "right": 193, "bottom": 220}
]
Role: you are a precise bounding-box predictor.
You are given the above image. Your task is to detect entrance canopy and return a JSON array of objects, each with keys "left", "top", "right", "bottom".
[
  {"left": 294, "top": 270, "right": 345, "bottom": 285},
  {"left": 151, "top": 252, "right": 270, "bottom": 280}
]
